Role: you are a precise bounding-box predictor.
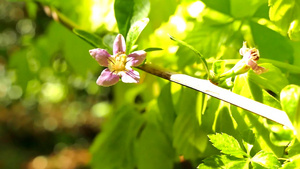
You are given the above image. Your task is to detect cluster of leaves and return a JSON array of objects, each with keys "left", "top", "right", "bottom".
[{"left": 2, "top": 0, "right": 300, "bottom": 169}]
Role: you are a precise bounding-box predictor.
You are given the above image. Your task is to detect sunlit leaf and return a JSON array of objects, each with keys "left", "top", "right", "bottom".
[
  {"left": 248, "top": 63, "right": 289, "bottom": 97},
  {"left": 208, "top": 133, "right": 247, "bottom": 157},
  {"left": 280, "top": 85, "right": 300, "bottom": 140},
  {"left": 281, "top": 157, "right": 300, "bottom": 169},
  {"left": 269, "top": 0, "right": 300, "bottom": 39},
  {"left": 198, "top": 155, "right": 249, "bottom": 169},
  {"left": 230, "top": 0, "right": 267, "bottom": 18},
  {"left": 250, "top": 21, "right": 293, "bottom": 63},
  {"left": 114, "top": 0, "right": 150, "bottom": 38},
  {"left": 126, "top": 18, "right": 149, "bottom": 54},
  {"left": 251, "top": 150, "right": 281, "bottom": 169},
  {"left": 73, "top": 29, "right": 106, "bottom": 49}
]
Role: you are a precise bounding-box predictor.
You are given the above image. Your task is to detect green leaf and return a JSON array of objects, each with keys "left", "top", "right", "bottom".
[
  {"left": 269, "top": 0, "right": 300, "bottom": 39},
  {"left": 126, "top": 18, "right": 149, "bottom": 54},
  {"left": 208, "top": 133, "right": 247, "bottom": 157},
  {"left": 135, "top": 108, "right": 175, "bottom": 169},
  {"left": 251, "top": 150, "right": 281, "bottom": 169},
  {"left": 286, "top": 139, "right": 300, "bottom": 157},
  {"left": 114, "top": 0, "right": 150, "bottom": 38},
  {"left": 73, "top": 29, "right": 106, "bottom": 48},
  {"left": 157, "top": 83, "right": 176, "bottom": 139},
  {"left": 280, "top": 85, "right": 300, "bottom": 140},
  {"left": 230, "top": 0, "right": 267, "bottom": 18},
  {"left": 170, "top": 35, "right": 209, "bottom": 76},
  {"left": 250, "top": 21, "right": 293, "bottom": 63},
  {"left": 281, "top": 157, "right": 300, "bottom": 169},
  {"left": 248, "top": 78, "right": 263, "bottom": 103},
  {"left": 201, "top": 0, "right": 231, "bottom": 15},
  {"left": 148, "top": 0, "right": 177, "bottom": 30},
  {"left": 144, "top": 47, "right": 163, "bottom": 52},
  {"left": 198, "top": 155, "right": 249, "bottom": 169},
  {"left": 248, "top": 63, "right": 289, "bottom": 97},
  {"left": 269, "top": 124, "right": 294, "bottom": 146},
  {"left": 90, "top": 106, "right": 144, "bottom": 169},
  {"left": 173, "top": 87, "right": 207, "bottom": 159},
  {"left": 214, "top": 107, "right": 237, "bottom": 136}
]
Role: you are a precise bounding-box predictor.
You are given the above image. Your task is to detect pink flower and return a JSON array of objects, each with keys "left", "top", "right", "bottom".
[
  {"left": 239, "top": 41, "right": 267, "bottom": 75},
  {"left": 89, "top": 34, "right": 147, "bottom": 87}
]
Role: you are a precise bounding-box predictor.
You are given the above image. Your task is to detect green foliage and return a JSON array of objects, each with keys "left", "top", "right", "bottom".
[
  {"left": 199, "top": 133, "right": 281, "bottom": 169},
  {"left": 269, "top": 0, "right": 300, "bottom": 40},
  {"left": 281, "top": 85, "right": 300, "bottom": 140},
  {"left": 126, "top": 18, "right": 149, "bottom": 54},
  {"left": 208, "top": 133, "right": 247, "bottom": 157},
  {"left": 114, "top": 0, "right": 150, "bottom": 38},
  {"left": 90, "top": 106, "right": 144, "bottom": 169}
]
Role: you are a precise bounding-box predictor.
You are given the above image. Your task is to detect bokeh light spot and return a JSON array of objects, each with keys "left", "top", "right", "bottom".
[
  {"left": 188, "top": 1, "right": 205, "bottom": 18},
  {"left": 91, "top": 102, "right": 111, "bottom": 118}
]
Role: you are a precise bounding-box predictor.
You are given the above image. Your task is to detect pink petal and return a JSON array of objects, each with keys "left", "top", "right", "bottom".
[
  {"left": 127, "top": 50, "right": 147, "bottom": 66},
  {"left": 253, "top": 66, "right": 268, "bottom": 75},
  {"left": 113, "top": 34, "right": 126, "bottom": 55},
  {"left": 121, "top": 69, "right": 140, "bottom": 83},
  {"left": 96, "top": 68, "right": 120, "bottom": 87},
  {"left": 246, "top": 59, "right": 258, "bottom": 70},
  {"left": 89, "top": 49, "right": 111, "bottom": 67}
]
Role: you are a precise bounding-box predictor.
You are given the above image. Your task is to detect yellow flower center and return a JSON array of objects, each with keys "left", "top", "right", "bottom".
[{"left": 108, "top": 53, "right": 127, "bottom": 74}]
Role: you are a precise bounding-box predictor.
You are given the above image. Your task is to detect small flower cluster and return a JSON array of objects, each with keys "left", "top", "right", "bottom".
[{"left": 89, "top": 34, "right": 146, "bottom": 87}]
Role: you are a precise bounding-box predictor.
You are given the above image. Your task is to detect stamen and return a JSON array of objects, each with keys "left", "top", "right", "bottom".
[{"left": 107, "top": 57, "right": 115, "bottom": 64}]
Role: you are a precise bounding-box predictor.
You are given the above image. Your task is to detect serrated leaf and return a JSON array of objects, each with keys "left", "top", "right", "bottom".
[
  {"left": 251, "top": 150, "right": 280, "bottom": 169},
  {"left": 198, "top": 155, "right": 249, "bottom": 169},
  {"left": 280, "top": 85, "right": 300, "bottom": 140},
  {"left": 114, "top": 0, "right": 150, "bottom": 38},
  {"left": 126, "top": 18, "right": 149, "bottom": 54},
  {"left": 208, "top": 133, "right": 247, "bottom": 157},
  {"left": 73, "top": 29, "right": 105, "bottom": 48}
]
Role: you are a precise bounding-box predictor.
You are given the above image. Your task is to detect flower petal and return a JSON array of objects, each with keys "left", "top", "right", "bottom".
[
  {"left": 113, "top": 34, "right": 126, "bottom": 55},
  {"left": 121, "top": 69, "right": 140, "bottom": 83},
  {"left": 246, "top": 59, "right": 258, "bottom": 70},
  {"left": 89, "top": 48, "right": 111, "bottom": 66},
  {"left": 96, "top": 68, "right": 120, "bottom": 87},
  {"left": 253, "top": 66, "right": 268, "bottom": 75},
  {"left": 127, "top": 50, "right": 147, "bottom": 66}
]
